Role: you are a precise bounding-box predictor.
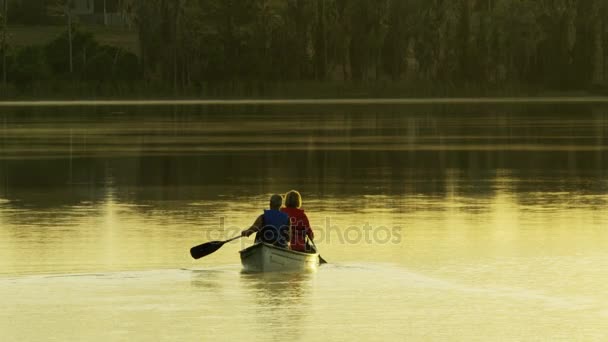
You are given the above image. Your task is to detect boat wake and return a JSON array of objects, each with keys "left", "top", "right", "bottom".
[{"left": 321, "top": 262, "right": 601, "bottom": 312}]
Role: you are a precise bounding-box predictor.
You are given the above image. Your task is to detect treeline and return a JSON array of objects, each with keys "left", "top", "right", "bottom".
[
  {"left": 2, "top": 28, "right": 139, "bottom": 87},
  {"left": 2, "top": 0, "right": 608, "bottom": 96},
  {"left": 120, "top": 0, "right": 608, "bottom": 91}
]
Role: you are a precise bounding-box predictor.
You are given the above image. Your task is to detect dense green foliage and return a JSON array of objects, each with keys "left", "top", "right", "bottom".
[
  {"left": 3, "top": 26, "right": 139, "bottom": 88},
  {"left": 2, "top": 0, "right": 608, "bottom": 96},
  {"left": 118, "top": 0, "right": 608, "bottom": 89}
]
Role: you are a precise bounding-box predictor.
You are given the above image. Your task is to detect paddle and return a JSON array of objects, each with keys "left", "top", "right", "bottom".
[
  {"left": 190, "top": 236, "right": 243, "bottom": 260},
  {"left": 310, "top": 240, "right": 328, "bottom": 265}
]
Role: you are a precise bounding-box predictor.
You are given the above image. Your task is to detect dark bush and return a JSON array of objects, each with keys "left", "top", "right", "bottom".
[
  {"left": 45, "top": 28, "right": 99, "bottom": 77},
  {"left": 82, "top": 47, "right": 113, "bottom": 81},
  {"left": 113, "top": 50, "right": 140, "bottom": 81},
  {"left": 11, "top": 46, "right": 50, "bottom": 86}
]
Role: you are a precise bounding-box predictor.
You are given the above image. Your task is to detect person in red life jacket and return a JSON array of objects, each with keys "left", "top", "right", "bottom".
[
  {"left": 281, "top": 190, "right": 315, "bottom": 253},
  {"left": 241, "top": 194, "right": 290, "bottom": 248}
]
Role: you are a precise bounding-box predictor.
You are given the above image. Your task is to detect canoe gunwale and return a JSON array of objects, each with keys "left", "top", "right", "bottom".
[
  {"left": 239, "top": 242, "right": 318, "bottom": 257},
  {"left": 239, "top": 243, "right": 320, "bottom": 272}
]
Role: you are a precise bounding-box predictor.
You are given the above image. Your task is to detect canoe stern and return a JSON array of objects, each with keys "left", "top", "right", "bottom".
[{"left": 240, "top": 243, "right": 319, "bottom": 272}]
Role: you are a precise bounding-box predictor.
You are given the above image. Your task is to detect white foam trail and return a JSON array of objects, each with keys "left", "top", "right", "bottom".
[{"left": 327, "top": 263, "right": 600, "bottom": 311}]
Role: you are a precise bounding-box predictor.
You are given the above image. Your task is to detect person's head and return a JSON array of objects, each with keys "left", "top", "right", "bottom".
[
  {"left": 269, "top": 194, "right": 283, "bottom": 210},
  {"left": 284, "top": 190, "right": 302, "bottom": 209}
]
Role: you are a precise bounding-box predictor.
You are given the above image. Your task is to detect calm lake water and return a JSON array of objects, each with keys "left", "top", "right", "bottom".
[{"left": 1, "top": 100, "right": 607, "bottom": 341}]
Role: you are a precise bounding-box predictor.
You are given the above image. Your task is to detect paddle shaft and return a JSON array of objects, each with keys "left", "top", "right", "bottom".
[
  {"left": 190, "top": 235, "right": 243, "bottom": 260},
  {"left": 310, "top": 239, "right": 328, "bottom": 264},
  {"left": 224, "top": 236, "right": 243, "bottom": 244}
]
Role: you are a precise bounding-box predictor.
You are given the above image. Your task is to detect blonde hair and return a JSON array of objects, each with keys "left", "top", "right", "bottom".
[{"left": 284, "top": 190, "right": 302, "bottom": 208}]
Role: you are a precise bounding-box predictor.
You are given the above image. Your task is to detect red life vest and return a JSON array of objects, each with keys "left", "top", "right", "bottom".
[{"left": 281, "top": 207, "right": 314, "bottom": 252}]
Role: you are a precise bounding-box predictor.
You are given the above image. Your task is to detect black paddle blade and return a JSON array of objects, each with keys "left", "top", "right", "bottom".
[
  {"left": 190, "top": 241, "right": 226, "bottom": 260},
  {"left": 308, "top": 241, "right": 328, "bottom": 265}
]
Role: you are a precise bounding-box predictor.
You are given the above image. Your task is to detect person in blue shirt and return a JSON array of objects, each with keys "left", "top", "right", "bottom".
[{"left": 241, "top": 194, "right": 290, "bottom": 248}]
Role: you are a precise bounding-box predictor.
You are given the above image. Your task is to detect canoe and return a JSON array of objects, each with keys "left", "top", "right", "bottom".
[{"left": 239, "top": 243, "right": 320, "bottom": 272}]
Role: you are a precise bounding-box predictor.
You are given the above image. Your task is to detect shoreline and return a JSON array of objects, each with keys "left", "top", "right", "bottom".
[
  {"left": 1, "top": 80, "right": 604, "bottom": 103},
  {"left": 3, "top": 96, "right": 608, "bottom": 107}
]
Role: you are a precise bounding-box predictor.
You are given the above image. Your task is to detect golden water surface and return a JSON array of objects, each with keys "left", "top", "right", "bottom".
[{"left": 1, "top": 101, "right": 607, "bottom": 341}]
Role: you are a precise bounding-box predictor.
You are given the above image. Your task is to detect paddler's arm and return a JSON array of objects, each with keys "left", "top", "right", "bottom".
[
  {"left": 241, "top": 215, "right": 263, "bottom": 237},
  {"left": 304, "top": 215, "right": 314, "bottom": 240}
]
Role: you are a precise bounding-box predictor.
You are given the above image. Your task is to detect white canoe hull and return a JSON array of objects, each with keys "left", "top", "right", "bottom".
[{"left": 239, "top": 243, "right": 320, "bottom": 272}]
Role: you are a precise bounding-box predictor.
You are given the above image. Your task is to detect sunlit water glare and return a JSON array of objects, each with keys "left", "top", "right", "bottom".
[{"left": 1, "top": 102, "right": 607, "bottom": 341}]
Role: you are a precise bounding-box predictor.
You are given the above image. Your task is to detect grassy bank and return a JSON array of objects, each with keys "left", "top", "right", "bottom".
[{"left": 7, "top": 25, "right": 138, "bottom": 54}]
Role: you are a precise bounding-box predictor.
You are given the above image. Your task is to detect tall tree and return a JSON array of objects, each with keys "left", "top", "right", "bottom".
[
  {"left": 48, "top": 0, "right": 75, "bottom": 74},
  {"left": 313, "top": 0, "right": 328, "bottom": 80},
  {"left": 2, "top": 0, "right": 8, "bottom": 85},
  {"left": 589, "top": 0, "right": 607, "bottom": 85}
]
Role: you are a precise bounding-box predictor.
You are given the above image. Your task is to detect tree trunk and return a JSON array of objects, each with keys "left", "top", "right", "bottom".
[
  {"left": 295, "top": 0, "right": 306, "bottom": 79},
  {"left": 342, "top": 37, "right": 351, "bottom": 81},
  {"left": 104, "top": 0, "right": 108, "bottom": 26},
  {"left": 592, "top": 17, "right": 604, "bottom": 84},
  {"left": 67, "top": 7, "right": 73, "bottom": 74},
  {"left": 2, "top": 0, "right": 8, "bottom": 85},
  {"left": 315, "top": 0, "right": 327, "bottom": 80},
  {"left": 173, "top": 1, "right": 180, "bottom": 94}
]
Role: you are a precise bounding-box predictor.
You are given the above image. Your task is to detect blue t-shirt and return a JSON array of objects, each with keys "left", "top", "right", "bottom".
[{"left": 255, "top": 209, "right": 290, "bottom": 248}]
